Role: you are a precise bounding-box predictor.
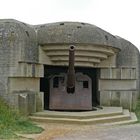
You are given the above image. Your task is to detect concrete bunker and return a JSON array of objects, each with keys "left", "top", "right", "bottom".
[{"left": 0, "top": 19, "right": 139, "bottom": 115}]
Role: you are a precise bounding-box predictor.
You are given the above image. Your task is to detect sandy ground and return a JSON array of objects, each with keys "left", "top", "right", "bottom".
[
  {"left": 19, "top": 123, "right": 140, "bottom": 140},
  {"left": 20, "top": 123, "right": 109, "bottom": 140}
]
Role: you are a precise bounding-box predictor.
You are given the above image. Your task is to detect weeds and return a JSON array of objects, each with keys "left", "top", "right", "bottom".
[
  {"left": 0, "top": 98, "right": 43, "bottom": 139},
  {"left": 134, "top": 98, "right": 140, "bottom": 122}
]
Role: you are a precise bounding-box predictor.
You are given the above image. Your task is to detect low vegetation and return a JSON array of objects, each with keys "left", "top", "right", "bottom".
[
  {"left": 134, "top": 98, "right": 140, "bottom": 122},
  {"left": 0, "top": 98, "right": 43, "bottom": 139}
]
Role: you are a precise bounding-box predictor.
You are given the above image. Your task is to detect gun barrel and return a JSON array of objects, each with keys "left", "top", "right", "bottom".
[{"left": 67, "top": 45, "right": 75, "bottom": 93}]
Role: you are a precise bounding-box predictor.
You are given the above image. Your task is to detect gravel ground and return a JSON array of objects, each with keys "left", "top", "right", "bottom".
[
  {"left": 22, "top": 123, "right": 140, "bottom": 140},
  {"left": 54, "top": 123, "right": 140, "bottom": 140},
  {"left": 34, "top": 123, "right": 103, "bottom": 140}
]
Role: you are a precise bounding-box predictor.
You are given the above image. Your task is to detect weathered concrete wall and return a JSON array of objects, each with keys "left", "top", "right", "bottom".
[
  {"left": 39, "top": 44, "right": 119, "bottom": 68},
  {"left": 37, "top": 22, "right": 119, "bottom": 48},
  {"left": 99, "top": 68, "right": 138, "bottom": 110},
  {"left": 99, "top": 80, "right": 136, "bottom": 91},
  {"left": 116, "top": 36, "right": 140, "bottom": 93},
  {"left": 100, "top": 91, "right": 137, "bottom": 110},
  {"left": 0, "top": 19, "right": 41, "bottom": 114},
  {"left": 99, "top": 37, "right": 140, "bottom": 110},
  {"left": 8, "top": 77, "right": 40, "bottom": 92}
]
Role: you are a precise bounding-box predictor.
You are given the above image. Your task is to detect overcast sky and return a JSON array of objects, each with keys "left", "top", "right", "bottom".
[{"left": 0, "top": 0, "right": 140, "bottom": 49}]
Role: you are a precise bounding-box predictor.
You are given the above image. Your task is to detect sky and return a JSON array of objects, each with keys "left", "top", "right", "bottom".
[{"left": 0, "top": 0, "right": 140, "bottom": 49}]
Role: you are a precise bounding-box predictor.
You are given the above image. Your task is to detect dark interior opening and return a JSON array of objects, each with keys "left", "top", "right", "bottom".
[
  {"left": 53, "top": 77, "right": 59, "bottom": 88},
  {"left": 40, "top": 65, "right": 99, "bottom": 110},
  {"left": 83, "top": 81, "right": 89, "bottom": 88}
]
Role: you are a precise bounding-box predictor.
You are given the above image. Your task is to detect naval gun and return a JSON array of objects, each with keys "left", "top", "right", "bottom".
[
  {"left": 49, "top": 45, "right": 92, "bottom": 110},
  {"left": 67, "top": 45, "right": 76, "bottom": 93}
]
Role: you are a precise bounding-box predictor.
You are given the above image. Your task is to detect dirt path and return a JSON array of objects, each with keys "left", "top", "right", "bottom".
[
  {"left": 32, "top": 123, "right": 106, "bottom": 140},
  {"left": 53, "top": 123, "right": 140, "bottom": 140},
  {"left": 21, "top": 123, "right": 140, "bottom": 140}
]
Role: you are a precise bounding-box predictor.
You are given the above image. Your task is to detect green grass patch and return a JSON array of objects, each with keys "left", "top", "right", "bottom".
[
  {"left": 134, "top": 98, "right": 140, "bottom": 122},
  {"left": 0, "top": 98, "right": 43, "bottom": 139}
]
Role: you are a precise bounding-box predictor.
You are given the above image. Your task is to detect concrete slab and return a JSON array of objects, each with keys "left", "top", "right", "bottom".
[
  {"left": 31, "top": 107, "right": 123, "bottom": 119},
  {"left": 29, "top": 108, "right": 132, "bottom": 124},
  {"left": 29, "top": 107, "right": 138, "bottom": 125}
]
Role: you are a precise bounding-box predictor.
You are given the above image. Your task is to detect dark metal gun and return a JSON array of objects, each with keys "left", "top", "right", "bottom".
[{"left": 67, "top": 45, "right": 75, "bottom": 93}]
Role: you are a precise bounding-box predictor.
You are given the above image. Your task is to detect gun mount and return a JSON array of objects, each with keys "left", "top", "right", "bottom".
[{"left": 49, "top": 45, "right": 92, "bottom": 110}]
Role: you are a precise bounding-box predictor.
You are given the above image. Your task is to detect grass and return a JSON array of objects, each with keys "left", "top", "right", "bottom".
[
  {"left": 134, "top": 98, "right": 140, "bottom": 122},
  {"left": 0, "top": 98, "right": 43, "bottom": 139}
]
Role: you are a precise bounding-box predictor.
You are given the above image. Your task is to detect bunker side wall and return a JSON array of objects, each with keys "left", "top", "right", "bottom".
[
  {"left": 0, "top": 20, "right": 43, "bottom": 115},
  {"left": 99, "top": 68, "right": 137, "bottom": 110}
]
